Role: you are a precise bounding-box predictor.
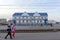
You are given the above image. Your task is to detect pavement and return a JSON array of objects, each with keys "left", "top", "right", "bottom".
[{"left": 0, "top": 32, "right": 60, "bottom": 40}]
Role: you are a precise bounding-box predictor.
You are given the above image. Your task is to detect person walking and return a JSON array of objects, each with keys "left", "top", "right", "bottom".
[
  {"left": 5, "top": 25, "right": 12, "bottom": 39},
  {"left": 11, "top": 24, "right": 16, "bottom": 38}
]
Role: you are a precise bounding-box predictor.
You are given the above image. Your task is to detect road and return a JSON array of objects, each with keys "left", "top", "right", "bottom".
[{"left": 0, "top": 32, "right": 60, "bottom": 40}]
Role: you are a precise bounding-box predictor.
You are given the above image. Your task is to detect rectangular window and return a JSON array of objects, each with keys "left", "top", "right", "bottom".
[
  {"left": 16, "top": 20, "right": 19, "bottom": 24},
  {"left": 35, "top": 20, "right": 37, "bottom": 23},
  {"left": 28, "top": 17, "right": 30, "bottom": 19},
  {"left": 39, "top": 20, "right": 40, "bottom": 23},
  {"left": 24, "top": 17, "right": 26, "bottom": 19},
  {"left": 43, "top": 17, "right": 45, "bottom": 19},
  {"left": 35, "top": 17, "right": 38, "bottom": 19},
  {"left": 20, "top": 20, "right": 23, "bottom": 23},
  {"left": 16, "top": 17, "right": 19, "bottom": 19},
  {"left": 20, "top": 17, "right": 23, "bottom": 19},
  {"left": 32, "top": 20, "right": 35, "bottom": 23},
  {"left": 13, "top": 17, "right": 16, "bottom": 19},
  {"left": 24, "top": 20, "right": 26, "bottom": 23},
  {"left": 28, "top": 21, "right": 30, "bottom": 23},
  {"left": 45, "top": 17, "right": 48, "bottom": 19}
]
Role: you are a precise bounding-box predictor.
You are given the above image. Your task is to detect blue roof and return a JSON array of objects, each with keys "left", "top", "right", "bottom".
[
  {"left": 27, "top": 13, "right": 35, "bottom": 16},
  {"left": 13, "top": 13, "right": 23, "bottom": 16},
  {"left": 13, "top": 12, "right": 48, "bottom": 16},
  {"left": 39, "top": 13, "right": 48, "bottom": 16}
]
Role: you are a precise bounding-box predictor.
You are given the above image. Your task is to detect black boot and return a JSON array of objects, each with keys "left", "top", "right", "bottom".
[{"left": 5, "top": 37, "right": 7, "bottom": 39}]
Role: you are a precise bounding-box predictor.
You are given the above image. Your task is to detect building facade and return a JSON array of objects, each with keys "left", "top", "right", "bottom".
[
  {"left": 0, "top": 19, "right": 7, "bottom": 25},
  {"left": 13, "top": 12, "right": 48, "bottom": 26}
]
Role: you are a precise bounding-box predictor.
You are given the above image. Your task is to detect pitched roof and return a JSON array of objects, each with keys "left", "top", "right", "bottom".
[
  {"left": 21, "top": 13, "right": 29, "bottom": 16},
  {"left": 13, "top": 13, "right": 23, "bottom": 16},
  {"left": 39, "top": 13, "right": 48, "bottom": 16},
  {"left": 27, "top": 13, "right": 35, "bottom": 16},
  {"left": 13, "top": 12, "right": 48, "bottom": 16}
]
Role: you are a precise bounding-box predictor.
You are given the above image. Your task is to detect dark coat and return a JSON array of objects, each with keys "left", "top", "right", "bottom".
[{"left": 7, "top": 25, "right": 12, "bottom": 32}]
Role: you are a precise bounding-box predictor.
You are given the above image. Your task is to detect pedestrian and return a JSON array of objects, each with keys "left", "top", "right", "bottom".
[
  {"left": 5, "top": 25, "right": 12, "bottom": 39},
  {"left": 11, "top": 24, "right": 16, "bottom": 38}
]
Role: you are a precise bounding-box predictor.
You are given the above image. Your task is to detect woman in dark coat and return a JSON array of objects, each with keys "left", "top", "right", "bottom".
[{"left": 5, "top": 25, "right": 12, "bottom": 39}]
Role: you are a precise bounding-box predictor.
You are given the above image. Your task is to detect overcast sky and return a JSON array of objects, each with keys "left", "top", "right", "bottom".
[{"left": 0, "top": 0, "right": 60, "bottom": 22}]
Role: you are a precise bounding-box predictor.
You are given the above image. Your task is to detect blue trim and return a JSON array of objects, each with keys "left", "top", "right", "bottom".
[{"left": 13, "top": 20, "right": 16, "bottom": 24}]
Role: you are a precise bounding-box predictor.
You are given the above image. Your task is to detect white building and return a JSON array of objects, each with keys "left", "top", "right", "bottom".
[{"left": 13, "top": 12, "right": 48, "bottom": 26}]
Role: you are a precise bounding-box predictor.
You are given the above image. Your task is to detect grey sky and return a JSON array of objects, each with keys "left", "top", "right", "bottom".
[{"left": 0, "top": 0, "right": 60, "bottom": 21}]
